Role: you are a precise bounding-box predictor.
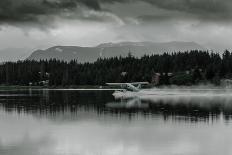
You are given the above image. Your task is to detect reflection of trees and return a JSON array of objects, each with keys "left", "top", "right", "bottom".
[{"left": 0, "top": 90, "right": 232, "bottom": 122}]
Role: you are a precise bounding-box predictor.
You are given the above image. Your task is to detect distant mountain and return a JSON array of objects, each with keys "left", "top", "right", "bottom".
[{"left": 27, "top": 41, "right": 206, "bottom": 63}]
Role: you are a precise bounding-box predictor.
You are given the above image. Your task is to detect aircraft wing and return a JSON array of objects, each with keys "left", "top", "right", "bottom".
[
  {"left": 106, "top": 82, "right": 149, "bottom": 86},
  {"left": 106, "top": 82, "right": 149, "bottom": 92},
  {"left": 106, "top": 83, "right": 129, "bottom": 86},
  {"left": 130, "top": 82, "right": 149, "bottom": 85}
]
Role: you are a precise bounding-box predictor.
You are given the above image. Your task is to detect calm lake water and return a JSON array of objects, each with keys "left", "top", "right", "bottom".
[{"left": 0, "top": 89, "right": 232, "bottom": 155}]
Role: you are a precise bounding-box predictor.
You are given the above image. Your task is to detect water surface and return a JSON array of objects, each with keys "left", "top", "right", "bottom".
[{"left": 0, "top": 89, "right": 232, "bottom": 155}]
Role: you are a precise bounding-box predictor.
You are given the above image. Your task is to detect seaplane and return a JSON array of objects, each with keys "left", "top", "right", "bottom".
[
  {"left": 106, "top": 82, "right": 151, "bottom": 99},
  {"left": 105, "top": 82, "right": 150, "bottom": 108}
]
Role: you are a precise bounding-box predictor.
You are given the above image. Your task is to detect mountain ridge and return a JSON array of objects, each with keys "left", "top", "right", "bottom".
[{"left": 27, "top": 41, "right": 206, "bottom": 63}]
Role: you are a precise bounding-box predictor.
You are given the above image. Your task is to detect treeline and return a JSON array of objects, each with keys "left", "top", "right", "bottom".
[{"left": 0, "top": 50, "right": 232, "bottom": 86}]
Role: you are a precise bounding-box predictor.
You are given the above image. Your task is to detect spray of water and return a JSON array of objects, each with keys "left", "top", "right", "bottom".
[{"left": 112, "top": 85, "right": 232, "bottom": 108}]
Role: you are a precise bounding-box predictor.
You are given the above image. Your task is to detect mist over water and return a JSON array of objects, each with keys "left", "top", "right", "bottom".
[
  {"left": 0, "top": 89, "right": 232, "bottom": 155},
  {"left": 144, "top": 89, "right": 232, "bottom": 104},
  {"left": 113, "top": 85, "right": 232, "bottom": 106}
]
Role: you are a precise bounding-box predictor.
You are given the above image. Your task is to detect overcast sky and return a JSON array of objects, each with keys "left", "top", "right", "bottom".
[{"left": 1, "top": 0, "right": 232, "bottom": 52}]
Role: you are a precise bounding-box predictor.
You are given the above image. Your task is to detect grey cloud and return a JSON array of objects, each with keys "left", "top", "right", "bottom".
[
  {"left": 0, "top": 0, "right": 232, "bottom": 25},
  {"left": 0, "top": 0, "right": 99, "bottom": 24},
  {"left": 146, "top": 0, "right": 227, "bottom": 13},
  {"left": 138, "top": 15, "right": 176, "bottom": 22},
  {"left": 144, "top": 0, "right": 232, "bottom": 20}
]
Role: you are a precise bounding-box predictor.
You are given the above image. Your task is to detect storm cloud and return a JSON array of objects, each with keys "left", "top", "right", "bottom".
[
  {"left": 1, "top": 0, "right": 232, "bottom": 53},
  {"left": 0, "top": 0, "right": 126, "bottom": 22},
  {"left": 0, "top": 0, "right": 232, "bottom": 25}
]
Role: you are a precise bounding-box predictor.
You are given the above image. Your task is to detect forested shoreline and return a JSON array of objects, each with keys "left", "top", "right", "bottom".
[{"left": 0, "top": 50, "right": 232, "bottom": 86}]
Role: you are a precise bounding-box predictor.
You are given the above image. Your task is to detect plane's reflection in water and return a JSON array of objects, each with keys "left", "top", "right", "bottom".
[
  {"left": 106, "top": 98, "right": 149, "bottom": 109},
  {"left": 0, "top": 89, "right": 232, "bottom": 123}
]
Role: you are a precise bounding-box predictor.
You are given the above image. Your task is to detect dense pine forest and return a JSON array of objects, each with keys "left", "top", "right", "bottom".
[{"left": 1, "top": 50, "right": 232, "bottom": 86}]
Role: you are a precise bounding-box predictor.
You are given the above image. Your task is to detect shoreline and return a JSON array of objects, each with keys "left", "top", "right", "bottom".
[
  {"left": 0, "top": 85, "right": 126, "bottom": 90},
  {"left": 0, "top": 84, "right": 230, "bottom": 91}
]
